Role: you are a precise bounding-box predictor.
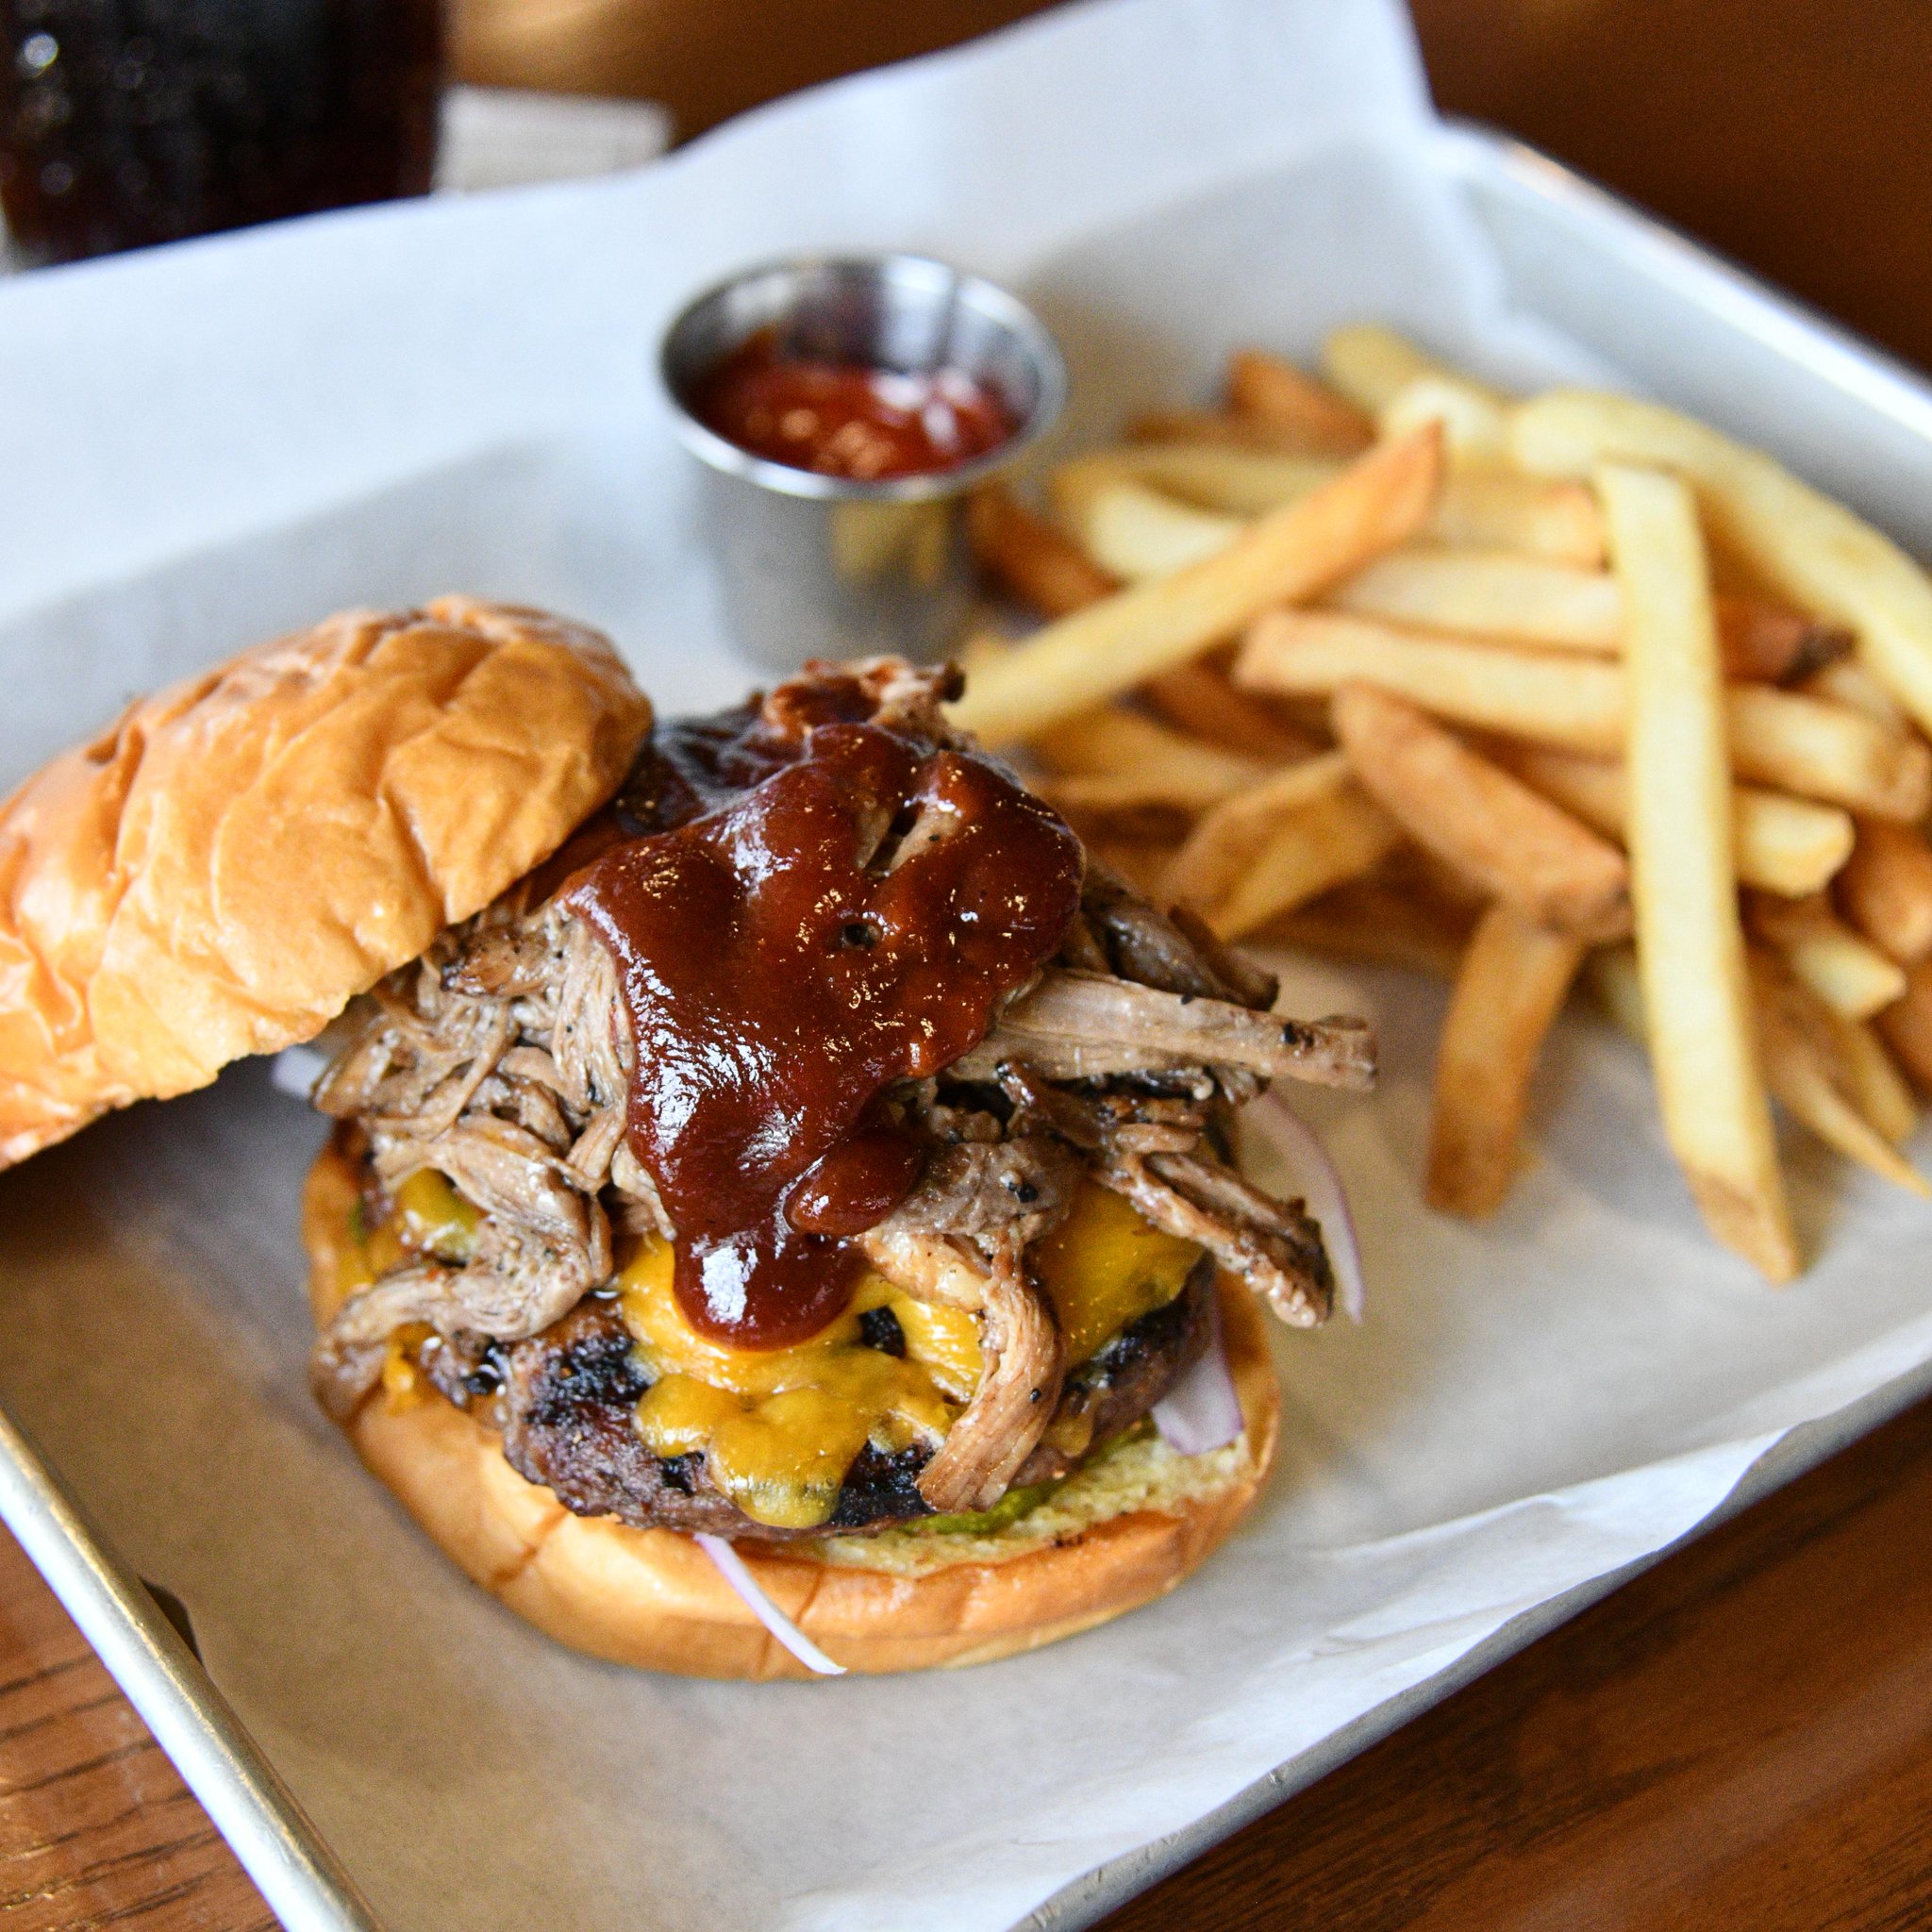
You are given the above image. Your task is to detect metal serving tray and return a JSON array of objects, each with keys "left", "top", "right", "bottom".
[{"left": 5, "top": 122, "right": 1932, "bottom": 1932}]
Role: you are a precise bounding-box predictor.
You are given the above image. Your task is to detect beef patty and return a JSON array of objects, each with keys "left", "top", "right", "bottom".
[{"left": 423, "top": 1256, "right": 1217, "bottom": 1541}]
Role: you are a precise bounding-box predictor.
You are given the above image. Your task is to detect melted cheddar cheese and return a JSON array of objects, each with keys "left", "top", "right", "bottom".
[
  {"left": 1035, "top": 1183, "right": 1202, "bottom": 1362},
  {"left": 337, "top": 1168, "right": 476, "bottom": 1307},
  {"left": 620, "top": 1181, "right": 1203, "bottom": 1531},
  {"left": 347, "top": 1165, "right": 1206, "bottom": 1536},
  {"left": 620, "top": 1240, "right": 963, "bottom": 1529},
  {"left": 393, "top": 1169, "right": 477, "bottom": 1262}
]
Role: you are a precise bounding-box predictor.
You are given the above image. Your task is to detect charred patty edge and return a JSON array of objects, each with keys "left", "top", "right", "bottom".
[{"left": 413, "top": 1255, "right": 1218, "bottom": 1541}]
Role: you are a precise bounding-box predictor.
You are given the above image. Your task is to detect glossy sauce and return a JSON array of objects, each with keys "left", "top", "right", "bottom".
[
  {"left": 690, "top": 329, "right": 1018, "bottom": 481},
  {"left": 563, "top": 686, "right": 1082, "bottom": 1351}
]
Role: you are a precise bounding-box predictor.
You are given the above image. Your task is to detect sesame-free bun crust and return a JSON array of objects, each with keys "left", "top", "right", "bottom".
[
  {"left": 0, "top": 598, "right": 651, "bottom": 1169},
  {"left": 303, "top": 1143, "right": 1281, "bottom": 1680}
]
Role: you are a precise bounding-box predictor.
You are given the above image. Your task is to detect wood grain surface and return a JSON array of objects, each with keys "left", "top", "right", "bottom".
[
  {"left": 9, "top": 1396, "right": 1932, "bottom": 1930},
  {"left": 0, "top": 1526, "right": 273, "bottom": 1930},
  {"left": 1097, "top": 1394, "right": 1932, "bottom": 1932},
  {"left": 5, "top": 3, "right": 1932, "bottom": 1927}
]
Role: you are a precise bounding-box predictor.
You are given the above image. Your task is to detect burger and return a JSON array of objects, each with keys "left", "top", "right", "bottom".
[{"left": 0, "top": 596, "right": 1373, "bottom": 1678}]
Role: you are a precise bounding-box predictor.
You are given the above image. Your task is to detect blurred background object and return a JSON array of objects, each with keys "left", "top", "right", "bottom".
[
  {"left": 449, "top": 0, "right": 1932, "bottom": 375},
  {"left": 11, "top": 0, "right": 1924, "bottom": 376},
  {"left": 1407, "top": 0, "right": 1932, "bottom": 378},
  {"left": 435, "top": 84, "right": 666, "bottom": 192},
  {"left": 449, "top": 0, "right": 1052, "bottom": 143},
  {"left": 0, "top": 0, "right": 442, "bottom": 264}
]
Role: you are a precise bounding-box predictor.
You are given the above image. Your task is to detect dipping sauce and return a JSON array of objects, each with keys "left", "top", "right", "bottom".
[
  {"left": 689, "top": 329, "right": 1018, "bottom": 482},
  {"left": 563, "top": 677, "right": 1082, "bottom": 1350}
]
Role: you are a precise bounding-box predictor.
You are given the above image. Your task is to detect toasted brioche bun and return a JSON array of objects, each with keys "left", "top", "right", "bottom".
[
  {"left": 0, "top": 598, "right": 651, "bottom": 1170},
  {"left": 304, "top": 1142, "right": 1281, "bottom": 1679}
]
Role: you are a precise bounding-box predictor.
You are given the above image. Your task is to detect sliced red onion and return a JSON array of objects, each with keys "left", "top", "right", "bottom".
[
  {"left": 694, "top": 1533, "right": 846, "bottom": 1676},
  {"left": 1153, "top": 1300, "right": 1243, "bottom": 1456},
  {"left": 1247, "top": 1094, "right": 1366, "bottom": 1324}
]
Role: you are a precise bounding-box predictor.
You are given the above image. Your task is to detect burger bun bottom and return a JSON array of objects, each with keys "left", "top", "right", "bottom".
[{"left": 305, "top": 1142, "right": 1281, "bottom": 1679}]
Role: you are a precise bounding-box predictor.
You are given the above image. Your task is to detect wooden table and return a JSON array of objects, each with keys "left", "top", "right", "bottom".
[{"left": 6, "top": 3, "right": 1932, "bottom": 1925}]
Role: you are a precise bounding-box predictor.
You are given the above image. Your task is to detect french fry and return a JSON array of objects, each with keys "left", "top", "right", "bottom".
[
  {"left": 1507, "top": 748, "right": 1626, "bottom": 840},
  {"left": 1430, "top": 471, "right": 1605, "bottom": 567},
  {"left": 1836, "top": 818, "right": 1932, "bottom": 964},
  {"left": 1063, "top": 443, "right": 1338, "bottom": 517},
  {"left": 1160, "top": 753, "right": 1353, "bottom": 912},
  {"left": 1323, "top": 323, "right": 1504, "bottom": 415},
  {"left": 1029, "top": 705, "right": 1272, "bottom": 811},
  {"left": 1744, "top": 891, "right": 1907, "bottom": 1019},
  {"left": 1601, "top": 460, "right": 1796, "bottom": 1279},
  {"left": 1511, "top": 390, "right": 1932, "bottom": 739},
  {"left": 1591, "top": 941, "right": 1906, "bottom": 1157},
  {"left": 1382, "top": 838, "right": 1493, "bottom": 915},
  {"left": 956, "top": 623, "right": 1014, "bottom": 675},
  {"left": 968, "top": 483, "right": 1116, "bottom": 618},
  {"left": 1028, "top": 778, "right": 1195, "bottom": 831},
  {"left": 1750, "top": 948, "right": 1929, "bottom": 1197},
  {"left": 1716, "top": 595, "right": 1852, "bottom": 684},
  {"left": 1131, "top": 541, "right": 1840, "bottom": 667},
  {"left": 1254, "top": 876, "right": 1475, "bottom": 979},
  {"left": 1507, "top": 745, "right": 1856, "bottom": 899},
  {"left": 1876, "top": 960, "right": 1932, "bottom": 1095},
  {"left": 1580, "top": 944, "right": 1907, "bottom": 1150},
  {"left": 1066, "top": 483, "right": 1624, "bottom": 635},
  {"left": 1828, "top": 1010, "right": 1920, "bottom": 1146},
  {"left": 1380, "top": 373, "right": 1510, "bottom": 465},
  {"left": 1226, "top": 347, "right": 1374, "bottom": 454},
  {"left": 1056, "top": 476, "right": 1244, "bottom": 582},
  {"left": 1326, "top": 547, "right": 1624, "bottom": 653},
  {"left": 951, "top": 426, "right": 1443, "bottom": 746},
  {"left": 1209, "top": 784, "right": 1403, "bottom": 941},
  {"left": 1802, "top": 658, "right": 1907, "bottom": 728},
  {"left": 1064, "top": 490, "right": 1839, "bottom": 662},
  {"left": 1425, "top": 903, "right": 1586, "bottom": 1218},
  {"left": 1126, "top": 409, "right": 1331, "bottom": 455},
  {"left": 1239, "top": 610, "right": 1932, "bottom": 818},
  {"left": 1062, "top": 444, "right": 1604, "bottom": 562},
  {"left": 1241, "top": 609, "right": 1625, "bottom": 751},
  {"left": 1082, "top": 835, "right": 1182, "bottom": 903},
  {"left": 1724, "top": 681, "right": 1932, "bottom": 820},
  {"left": 1141, "top": 657, "right": 1324, "bottom": 760},
  {"left": 1331, "top": 683, "right": 1631, "bottom": 940}
]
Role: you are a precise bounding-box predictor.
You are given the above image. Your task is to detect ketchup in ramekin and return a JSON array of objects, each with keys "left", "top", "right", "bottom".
[
  {"left": 658, "top": 254, "right": 1064, "bottom": 669},
  {"left": 689, "top": 327, "right": 1019, "bottom": 483}
]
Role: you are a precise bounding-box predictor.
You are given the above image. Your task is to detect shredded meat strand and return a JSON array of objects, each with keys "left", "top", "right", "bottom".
[
  {"left": 856, "top": 1224, "right": 1066, "bottom": 1512},
  {"left": 976, "top": 969, "right": 1375, "bottom": 1091},
  {"left": 307, "top": 657, "right": 1373, "bottom": 1527}
]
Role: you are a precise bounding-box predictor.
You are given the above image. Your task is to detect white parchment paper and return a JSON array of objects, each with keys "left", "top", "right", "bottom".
[{"left": 4, "top": 4, "right": 1932, "bottom": 1928}]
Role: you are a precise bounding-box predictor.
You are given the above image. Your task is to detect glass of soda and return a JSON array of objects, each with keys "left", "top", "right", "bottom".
[{"left": 0, "top": 0, "right": 442, "bottom": 265}]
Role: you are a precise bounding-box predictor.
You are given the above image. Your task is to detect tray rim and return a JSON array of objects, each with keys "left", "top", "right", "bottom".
[
  {"left": 5, "top": 116, "right": 1932, "bottom": 1932},
  {"left": 1432, "top": 121, "right": 1932, "bottom": 448}
]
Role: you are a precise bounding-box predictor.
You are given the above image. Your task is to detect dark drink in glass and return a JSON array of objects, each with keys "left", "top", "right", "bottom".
[{"left": 0, "top": 0, "right": 442, "bottom": 265}]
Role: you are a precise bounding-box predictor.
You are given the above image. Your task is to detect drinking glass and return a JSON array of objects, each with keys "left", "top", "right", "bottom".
[{"left": 0, "top": 0, "right": 442, "bottom": 264}]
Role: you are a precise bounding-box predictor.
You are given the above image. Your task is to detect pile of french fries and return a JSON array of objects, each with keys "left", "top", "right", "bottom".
[{"left": 959, "top": 327, "right": 1932, "bottom": 1283}]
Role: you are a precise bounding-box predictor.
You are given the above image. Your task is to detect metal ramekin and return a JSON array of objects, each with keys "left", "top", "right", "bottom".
[{"left": 658, "top": 253, "right": 1066, "bottom": 672}]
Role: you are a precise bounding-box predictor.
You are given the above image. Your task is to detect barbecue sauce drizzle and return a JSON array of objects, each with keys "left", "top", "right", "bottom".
[{"left": 562, "top": 676, "right": 1082, "bottom": 1350}]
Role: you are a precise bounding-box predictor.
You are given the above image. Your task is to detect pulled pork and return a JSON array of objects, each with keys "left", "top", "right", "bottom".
[{"left": 308, "top": 659, "right": 1371, "bottom": 1535}]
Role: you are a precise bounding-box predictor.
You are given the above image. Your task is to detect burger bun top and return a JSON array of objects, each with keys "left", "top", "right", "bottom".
[{"left": 0, "top": 595, "right": 652, "bottom": 1169}]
